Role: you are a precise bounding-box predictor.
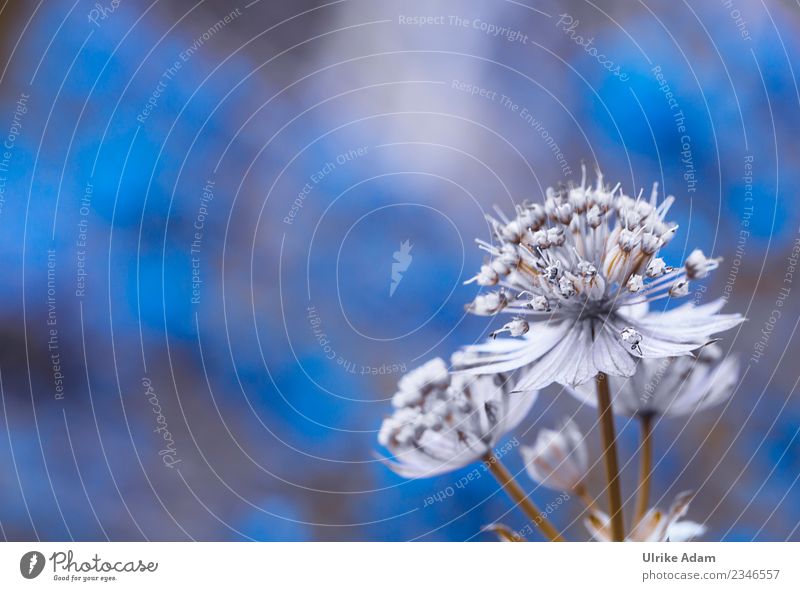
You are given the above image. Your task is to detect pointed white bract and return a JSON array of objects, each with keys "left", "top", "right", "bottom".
[
  {"left": 520, "top": 418, "right": 588, "bottom": 493},
  {"left": 458, "top": 170, "right": 743, "bottom": 390},
  {"left": 569, "top": 343, "right": 739, "bottom": 418},
  {"left": 378, "top": 358, "right": 536, "bottom": 478},
  {"left": 585, "top": 491, "right": 706, "bottom": 542}
]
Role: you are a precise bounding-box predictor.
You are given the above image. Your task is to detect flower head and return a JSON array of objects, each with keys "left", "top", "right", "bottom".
[
  {"left": 520, "top": 418, "right": 588, "bottom": 493},
  {"left": 459, "top": 170, "right": 743, "bottom": 390},
  {"left": 378, "top": 358, "right": 536, "bottom": 478},
  {"left": 585, "top": 491, "right": 705, "bottom": 542}
]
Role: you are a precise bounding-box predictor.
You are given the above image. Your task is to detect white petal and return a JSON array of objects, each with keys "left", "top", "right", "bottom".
[
  {"left": 695, "top": 356, "right": 739, "bottom": 411},
  {"left": 497, "top": 389, "right": 538, "bottom": 435},
  {"left": 565, "top": 321, "right": 602, "bottom": 385},
  {"left": 620, "top": 299, "right": 650, "bottom": 319},
  {"left": 627, "top": 298, "right": 744, "bottom": 343},
  {"left": 513, "top": 323, "right": 588, "bottom": 390},
  {"left": 656, "top": 490, "right": 696, "bottom": 541},
  {"left": 615, "top": 318, "right": 702, "bottom": 358},
  {"left": 564, "top": 418, "right": 590, "bottom": 473},
  {"left": 519, "top": 445, "right": 549, "bottom": 486},
  {"left": 592, "top": 322, "right": 639, "bottom": 377},
  {"left": 565, "top": 382, "right": 597, "bottom": 408},
  {"left": 378, "top": 452, "right": 456, "bottom": 479},
  {"left": 456, "top": 321, "right": 570, "bottom": 376},
  {"left": 667, "top": 520, "right": 707, "bottom": 542},
  {"left": 566, "top": 373, "right": 643, "bottom": 417},
  {"left": 630, "top": 508, "right": 665, "bottom": 541},
  {"left": 664, "top": 356, "right": 739, "bottom": 417},
  {"left": 584, "top": 510, "right": 613, "bottom": 542}
]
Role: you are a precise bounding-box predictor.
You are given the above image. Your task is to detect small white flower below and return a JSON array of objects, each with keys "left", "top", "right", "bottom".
[
  {"left": 586, "top": 491, "right": 706, "bottom": 542},
  {"left": 379, "top": 358, "right": 537, "bottom": 478},
  {"left": 520, "top": 418, "right": 588, "bottom": 493}
]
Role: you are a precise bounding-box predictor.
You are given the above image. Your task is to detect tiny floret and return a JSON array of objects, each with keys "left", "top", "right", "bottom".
[
  {"left": 491, "top": 318, "right": 530, "bottom": 339},
  {"left": 684, "top": 248, "right": 719, "bottom": 280},
  {"left": 620, "top": 327, "right": 643, "bottom": 355},
  {"left": 627, "top": 274, "right": 644, "bottom": 293}
]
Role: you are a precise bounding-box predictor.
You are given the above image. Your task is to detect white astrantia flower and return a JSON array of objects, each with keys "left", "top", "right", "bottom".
[
  {"left": 569, "top": 343, "right": 739, "bottom": 418},
  {"left": 586, "top": 491, "right": 706, "bottom": 542},
  {"left": 458, "top": 169, "right": 744, "bottom": 390},
  {"left": 520, "top": 418, "right": 588, "bottom": 493},
  {"left": 378, "top": 358, "right": 536, "bottom": 478}
]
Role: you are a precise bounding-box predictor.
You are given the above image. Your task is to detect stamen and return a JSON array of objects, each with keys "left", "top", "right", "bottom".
[
  {"left": 646, "top": 257, "right": 668, "bottom": 278},
  {"left": 669, "top": 279, "right": 689, "bottom": 297},
  {"left": 627, "top": 274, "right": 644, "bottom": 293},
  {"left": 490, "top": 318, "right": 530, "bottom": 339},
  {"left": 620, "top": 327, "right": 643, "bottom": 355},
  {"left": 685, "top": 249, "right": 719, "bottom": 280}
]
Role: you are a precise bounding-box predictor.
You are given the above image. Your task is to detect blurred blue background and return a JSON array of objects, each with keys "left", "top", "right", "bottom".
[{"left": 0, "top": 0, "right": 798, "bottom": 541}]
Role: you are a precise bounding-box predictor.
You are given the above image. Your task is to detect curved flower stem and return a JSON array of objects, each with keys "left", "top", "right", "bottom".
[
  {"left": 634, "top": 413, "right": 654, "bottom": 525},
  {"left": 483, "top": 453, "right": 565, "bottom": 542},
  {"left": 483, "top": 523, "right": 527, "bottom": 542},
  {"left": 596, "top": 373, "right": 625, "bottom": 541}
]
